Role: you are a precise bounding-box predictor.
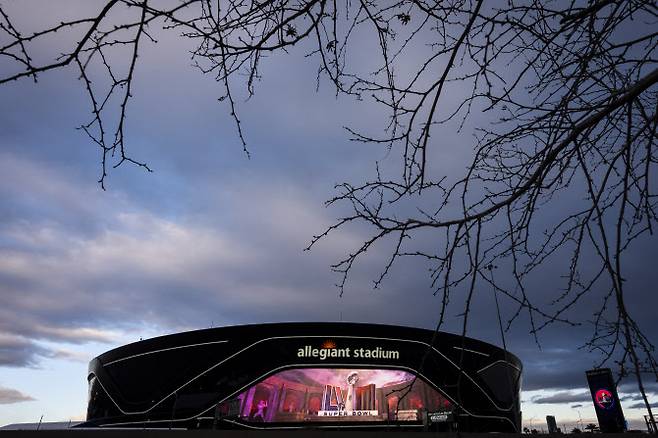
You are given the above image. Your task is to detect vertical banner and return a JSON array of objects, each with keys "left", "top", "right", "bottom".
[
  {"left": 546, "top": 415, "right": 558, "bottom": 434},
  {"left": 585, "top": 368, "right": 626, "bottom": 433}
]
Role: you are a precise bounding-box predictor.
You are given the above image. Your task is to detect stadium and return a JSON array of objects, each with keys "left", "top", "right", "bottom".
[{"left": 84, "top": 322, "right": 522, "bottom": 432}]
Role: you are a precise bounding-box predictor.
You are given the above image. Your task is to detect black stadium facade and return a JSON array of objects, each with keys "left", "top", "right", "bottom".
[{"left": 85, "top": 323, "right": 522, "bottom": 432}]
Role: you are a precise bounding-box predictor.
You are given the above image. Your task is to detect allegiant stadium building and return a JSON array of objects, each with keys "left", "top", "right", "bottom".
[{"left": 84, "top": 322, "right": 522, "bottom": 432}]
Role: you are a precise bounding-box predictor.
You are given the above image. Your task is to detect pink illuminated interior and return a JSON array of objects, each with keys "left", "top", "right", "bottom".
[{"left": 235, "top": 368, "right": 452, "bottom": 423}]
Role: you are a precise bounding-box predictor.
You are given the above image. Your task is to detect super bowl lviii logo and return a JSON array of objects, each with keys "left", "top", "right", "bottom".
[{"left": 594, "top": 389, "right": 614, "bottom": 410}]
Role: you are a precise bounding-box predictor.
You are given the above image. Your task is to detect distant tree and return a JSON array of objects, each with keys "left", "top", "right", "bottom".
[
  {"left": 584, "top": 423, "right": 600, "bottom": 433},
  {"left": 524, "top": 427, "right": 531, "bottom": 434},
  {"left": 1, "top": 0, "right": 656, "bottom": 427},
  {"left": 571, "top": 427, "right": 582, "bottom": 434}
]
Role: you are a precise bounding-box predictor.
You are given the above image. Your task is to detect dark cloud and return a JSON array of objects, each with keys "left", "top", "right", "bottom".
[
  {"left": 622, "top": 393, "right": 648, "bottom": 402},
  {"left": 0, "top": 149, "right": 655, "bottom": 399},
  {"left": 0, "top": 332, "right": 98, "bottom": 367},
  {"left": 0, "top": 386, "right": 35, "bottom": 405},
  {"left": 515, "top": 344, "right": 598, "bottom": 391},
  {"left": 532, "top": 392, "right": 592, "bottom": 404},
  {"left": 0, "top": 334, "right": 48, "bottom": 367},
  {"left": 0, "top": 152, "right": 450, "bottom": 358},
  {"left": 628, "top": 401, "right": 658, "bottom": 410},
  {"left": 618, "top": 381, "right": 658, "bottom": 394}
]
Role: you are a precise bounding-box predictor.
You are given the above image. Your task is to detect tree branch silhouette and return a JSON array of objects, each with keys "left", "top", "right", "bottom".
[{"left": 1, "top": 0, "right": 657, "bottom": 427}]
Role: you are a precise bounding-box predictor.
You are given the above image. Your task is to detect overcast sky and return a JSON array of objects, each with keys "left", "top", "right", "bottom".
[{"left": 0, "top": 0, "right": 656, "bottom": 431}]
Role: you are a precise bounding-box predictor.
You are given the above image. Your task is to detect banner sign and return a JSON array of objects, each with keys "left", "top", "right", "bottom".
[{"left": 585, "top": 368, "right": 626, "bottom": 433}]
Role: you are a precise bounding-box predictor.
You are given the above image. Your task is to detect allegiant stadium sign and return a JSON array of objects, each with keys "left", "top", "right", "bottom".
[{"left": 296, "top": 345, "right": 400, "bottom": 360}]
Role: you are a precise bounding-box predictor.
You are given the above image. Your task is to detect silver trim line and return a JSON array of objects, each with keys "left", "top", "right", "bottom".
[
  {"left": 477, "top": 360, "right": 522, "bottom": 374},
  {"left": 104, "top": 340, "right": 229, "bottom": 366},
  {"left": 453, "top": 346, "right": 490, "bottom": 357}
]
